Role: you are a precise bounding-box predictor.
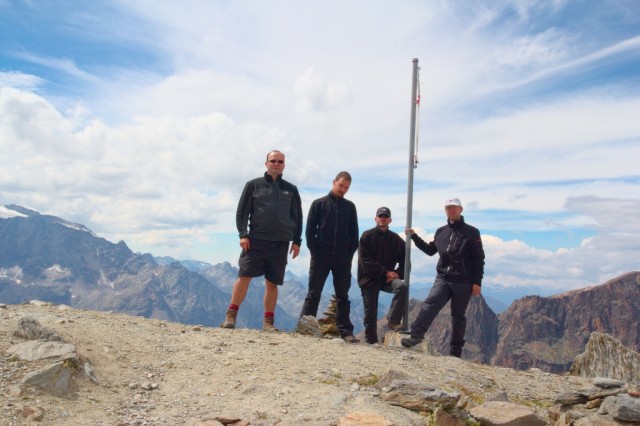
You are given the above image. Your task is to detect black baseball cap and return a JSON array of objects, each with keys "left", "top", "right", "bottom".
[{"left": 376, "top": 207, "right": 391, "bottom": 217}]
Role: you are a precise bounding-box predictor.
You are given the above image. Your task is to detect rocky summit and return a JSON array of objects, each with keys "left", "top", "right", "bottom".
[{"left": 2, "top": 302, "right": 640, "bottom": 425}]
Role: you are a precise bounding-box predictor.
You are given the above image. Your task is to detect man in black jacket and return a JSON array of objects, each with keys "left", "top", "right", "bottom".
[
  {"left": 221, "top": 150, "right": 303, "bottom": 332},
  {"left": 357, "top": 207, "right": 408, "bottom": 344},
  {"left": 401, "top": 198, "right": 485, "bottom": 357},
  {"left": 301, "top": 171, "right": 359, "bottom": 342}
]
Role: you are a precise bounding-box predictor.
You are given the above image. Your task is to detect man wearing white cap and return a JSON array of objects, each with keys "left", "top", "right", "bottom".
[{"left": 401, "top": 198, "right": 485, "bottom": 357}]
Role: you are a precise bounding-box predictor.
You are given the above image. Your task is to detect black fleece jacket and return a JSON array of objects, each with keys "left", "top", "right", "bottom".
[
  {"left": 411, "top": 215, "right": 485, "bottom": 285},
  {"left": 305, "top": 192, "right": 359, "bottom": 257},
  {"left": 357, "top": 226, "right": 405, "bottom": 288}
]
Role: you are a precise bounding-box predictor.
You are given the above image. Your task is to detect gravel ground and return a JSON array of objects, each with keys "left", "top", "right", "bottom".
[{"left": 0, "top": 303, "right": 592, "bottom": 425}]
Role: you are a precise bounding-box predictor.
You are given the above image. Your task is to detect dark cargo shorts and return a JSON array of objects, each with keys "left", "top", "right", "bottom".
[{"left": 237, "top": 239, "right": 289, "bottom": 285}]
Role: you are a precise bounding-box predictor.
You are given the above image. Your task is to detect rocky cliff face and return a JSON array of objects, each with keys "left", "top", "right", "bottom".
[{"left": 494, "top": 272, "right": 640, "bottom": 372}]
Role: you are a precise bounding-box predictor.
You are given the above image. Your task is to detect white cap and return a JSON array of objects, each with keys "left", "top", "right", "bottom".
[{"left": 445, "top": 198, "right": 462, "bottom": 207}]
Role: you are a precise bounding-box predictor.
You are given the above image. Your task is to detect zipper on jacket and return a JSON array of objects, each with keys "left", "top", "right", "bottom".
[
  {"left": 446, "top": 232, "right": 453, "bottom": 273},
  {"left": 332, "top": 197, "right": 338, "bottom": 255}
]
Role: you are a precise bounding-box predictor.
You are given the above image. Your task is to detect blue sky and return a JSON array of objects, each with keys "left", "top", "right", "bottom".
[{"left": 1, "top": 0, "right": 639, "bottom": 295}]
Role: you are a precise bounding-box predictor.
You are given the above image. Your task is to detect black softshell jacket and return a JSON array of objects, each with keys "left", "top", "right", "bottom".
[
  {"left": 236, "top": 172, "right": 303, "bottom": 246},
  {"left": 411, "top": 216, "right": 485, "bottom": 285}
]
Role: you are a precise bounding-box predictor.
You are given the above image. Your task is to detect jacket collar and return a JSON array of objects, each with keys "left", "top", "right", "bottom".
[
  {"left": 328, "top": 191, "right": 341, "bottom": 201},
  {"left": 374, "top": 225, "right": 390, "bottom": 236},
  {"left": 263, "top": 172, "right": 282, "bottom": 182},
  {"left": 448, "top": 215, "right": 466, "bottom": 228}
]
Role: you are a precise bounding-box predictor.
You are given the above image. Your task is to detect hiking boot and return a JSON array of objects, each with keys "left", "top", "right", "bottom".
[
  {"left": 262, "top": 316, "right": 278, "bottom": 332},
  {"left": 401, "top": 336, "right": 423, "bottom": 348},
  {"left": 221, "top": 309, "right": 237, "bottom": 329},
  {"left": 387, "top": 322, "right": 402, "bottom": 332},
  {"left": 343, "top": 335, "right": 359, "bottom": 344},
  {"left": 449, "top": 350, "right": 462, "bottom": 358}
]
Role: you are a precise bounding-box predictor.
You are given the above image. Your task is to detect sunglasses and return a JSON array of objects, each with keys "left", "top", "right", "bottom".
[
  {"left": 268, "top": 160, "right": 284, "bottom": 164},
  {"left": 377, "top": 214, "right": 390, "bottom": 218}
]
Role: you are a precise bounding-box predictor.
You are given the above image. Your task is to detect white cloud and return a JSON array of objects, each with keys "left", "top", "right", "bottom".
[
  {"left": 0, "top": 71, "right": 43, "bottom": 91},
  {"left": 1, "top": 1, "right": 639, "bottom": 292},
  {"left": 294, "top": 67, "right": 351, "bottom": 112}
]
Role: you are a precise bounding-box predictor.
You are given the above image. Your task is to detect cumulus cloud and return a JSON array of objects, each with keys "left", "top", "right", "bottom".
[
  {"left": 1, "top": 1, "right": 639, "bottom": 291},
  {"left": 0, "top": 86, "right": 282, "bottom": 258},
  {"left": 294, "top": 67, "right": 351, "bottom": 112}
]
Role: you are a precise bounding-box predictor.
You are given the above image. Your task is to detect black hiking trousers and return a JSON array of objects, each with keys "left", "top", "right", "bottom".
[
  {"left": 300, "top": 253, "right": 355, "bottom": 337},
  {"left": 409, "top": 276, "right": 473, "bottom": 357}
]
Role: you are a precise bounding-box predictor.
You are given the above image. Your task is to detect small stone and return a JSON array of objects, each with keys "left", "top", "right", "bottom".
[
  {"left": 7, "top": 385, "right": 22, "bottom": 397},
  {"left": 554, "top": 391, "right": 587, "bottom": 405},
  {"left": 486, "top": 391, "right": 510, "bottom": 402},
  {"left": 295, "top": 316, "right": 323, "bottom": 337},
  {"left": 338, "top": 412, "right": 393, "bottom": 426},
  {"left": 593, "top": 377, "right": 625, "bottom": 388},
  {"left": 585, "top": 398, "right": 603, "bottom": 409}
]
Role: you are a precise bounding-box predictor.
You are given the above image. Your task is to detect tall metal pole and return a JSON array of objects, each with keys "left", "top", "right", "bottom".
[{"left": 402, "top": 58, "right": 419, "bottom": 330}]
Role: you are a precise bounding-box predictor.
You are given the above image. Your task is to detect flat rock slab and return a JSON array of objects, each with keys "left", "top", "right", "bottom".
[
  {"left": 469, "top": 401, "right": 546, "bottom": 426},
  {"left": 380, "top": 379, "right": 460, "bottom": 411},
  {"left": 7, "top": 340, "right": 76, "bottom": 361}
]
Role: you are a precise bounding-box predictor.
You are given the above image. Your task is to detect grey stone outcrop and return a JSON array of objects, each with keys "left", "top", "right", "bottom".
[
  {"left": 570, "top": 332, "right": 640, "bottom": 385},
  {"left": 295, "top": 315, "right": 324, "bottom": 337},
  {"left": 21, "top": 361, "right": 72, "bottom": 396},
  {"left": 599, "top": 394, "right": 640, "bottom": 422},
  {"left": 550, "top": 376, "right": 640, "bottom": 424},
  {"left": 13, "top": 316, "right": 63, "bottom": 341}
]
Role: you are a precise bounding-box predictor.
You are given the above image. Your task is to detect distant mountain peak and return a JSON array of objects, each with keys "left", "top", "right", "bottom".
[
  {"left": 1, "top": 204, "right": 95, "bottom": 236},
  {"left": 1, "top": 204, "right": 40, "bottom": 218}
]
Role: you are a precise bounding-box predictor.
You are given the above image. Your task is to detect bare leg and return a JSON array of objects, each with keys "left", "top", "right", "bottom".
[
  {"left": 230, "top": 276, "right": 252, "bottom": 307},
  {"left": 264, "top": 279, "right": 278, "bottom": 312}
]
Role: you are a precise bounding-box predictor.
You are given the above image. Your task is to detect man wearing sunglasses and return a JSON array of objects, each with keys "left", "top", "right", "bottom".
[
  {"left": 357, "top": 207, "right": 408, "bottom": 344},
  {"left": 222, "top": 150, "right": 303, "bottom": 332}
]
